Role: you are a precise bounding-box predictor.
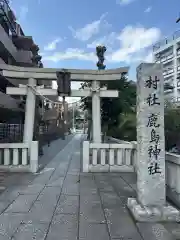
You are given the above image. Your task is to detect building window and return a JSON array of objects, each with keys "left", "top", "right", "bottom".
[{"left": 177, "top": 97, "right": 180, "bottom": 103}]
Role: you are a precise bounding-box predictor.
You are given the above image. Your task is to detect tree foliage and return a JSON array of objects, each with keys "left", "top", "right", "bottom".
[{"left": 164, "top": 103, "right": 180, "bottom": 150}]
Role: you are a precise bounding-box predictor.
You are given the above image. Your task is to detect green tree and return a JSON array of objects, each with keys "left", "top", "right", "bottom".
[
  {"left": 164, "top": 102, "right": 180, "bottom": 150},
  {"left": 108, "top": 110, "right": 136, "bottom": 141}
]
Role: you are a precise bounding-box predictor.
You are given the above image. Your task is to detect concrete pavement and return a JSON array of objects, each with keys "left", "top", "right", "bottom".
[
  {"left": 0, "top": 134, "right": 179, "bottom": 239},
  {"left": 0, "top": 134, "right": 74, "bottom": 197}
]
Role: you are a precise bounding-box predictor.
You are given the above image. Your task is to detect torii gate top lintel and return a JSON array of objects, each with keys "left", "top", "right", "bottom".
[
  {"left": 0, "top": 64, "right": 129, "bottom": 81},
  {"left": 3, "top": 60, "right": 129, "bottom": 146}
]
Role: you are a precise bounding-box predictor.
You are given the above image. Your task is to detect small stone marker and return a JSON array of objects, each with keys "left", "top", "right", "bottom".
[{"left": 127, "top": 63, "right": 180, "bottom": 222}]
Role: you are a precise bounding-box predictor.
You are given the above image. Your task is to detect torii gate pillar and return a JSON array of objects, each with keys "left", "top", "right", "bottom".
[
  {"left": 23, "top": 78, "right": 36, "bottom": 149},
  {"left": 93, "top": 45, "right": 107, "bottom": 143},
  {"left": 92, "top": 80, "right": 101, "bottom": 143}
]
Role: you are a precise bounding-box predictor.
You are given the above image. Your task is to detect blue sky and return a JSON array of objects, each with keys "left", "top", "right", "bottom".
[{"left": 9, "top": 0, "right": 180, "bottom": 83}]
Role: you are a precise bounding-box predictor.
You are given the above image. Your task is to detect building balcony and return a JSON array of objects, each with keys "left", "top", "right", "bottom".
[
  {"left": 0, "top": 25, "right": 34, "bottom": 65},
  {"left": 155, "top": 54, "right": 174, "bottom": 65},
  {"left": 0, "top": 24, "right": 17, "bottom": 59},
  {"left": 153, "top": 29, "right": 180, "bottom": 53},
  {"left": 0, "top": 90, "right": 23, "bottom": 111},
  {"left": 164, "top": 75, "right": 174, "bottom": 83},
  {"left": 0, "top": 0, "right": 17, "bottom": 35},
  {"left": 163, "top": 68, "right": 174, "bottom": 78},
  {"left": 177, "top": 97, "right": 180, "bottom": 103},
  {"left": 161, "top": 53, "right": 174, "bottom": 62},
  {"left": 177, "top": 66, "right": 180, "bottom": 73},
  {"left": 177, "top": 48, "right": 180, "bottom": 56},
  {"left": 177, "top": 81, "right": 180, "bottom": 89},
  {"left": 12, "top": 35, "right": 34, "bottom": 51},
  {"left": 164, "top": 89, "right": 173, "bottom": 93},
  {"left": 164, "top": 83, "right": 174, "bottom": 93},
  {"left": 15, "top": 50, "right": 33, "bottom": 64}
]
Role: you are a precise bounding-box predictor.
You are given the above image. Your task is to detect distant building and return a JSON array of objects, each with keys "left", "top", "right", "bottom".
[
  {"left": 0, "top": 0, "right": 51, "bottom": 124},
  {"left": 153, "top": 30, "right": 180, "bottom": 103},
  {"left": 0, "top": 0, "right": 53, "bottom": 142}
]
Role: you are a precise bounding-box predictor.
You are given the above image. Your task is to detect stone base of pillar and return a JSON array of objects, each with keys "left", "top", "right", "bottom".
[{"left": 127, "top": 198, "right": 180, "bottom": 222}]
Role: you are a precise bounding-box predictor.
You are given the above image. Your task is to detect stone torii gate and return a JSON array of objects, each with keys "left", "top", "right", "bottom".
[{"left": 0, "top": 64, "right": 128, "bottom": 151}]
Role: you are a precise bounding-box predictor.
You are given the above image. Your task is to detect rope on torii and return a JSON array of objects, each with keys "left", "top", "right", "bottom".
[
  {"left": 28, "top": 84, "right": 87, "bottom": 107},
  {"left": 2, "top": 51, "right": 127, "bottom": 149},
  {"left": 27, "top": 84, "right": 99, "bottom": 109}
]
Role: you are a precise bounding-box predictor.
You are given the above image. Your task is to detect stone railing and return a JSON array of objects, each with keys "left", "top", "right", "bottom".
[
  {"left": 106, "top": 136, "right": 131, "bottom": 144},
  {"left": 82, "top": 141, "right": 136, "bottom": 172},
  {"left": 109, "top": 138, "right": 180, "bottom": 209},
  {"left": 166, "top": 152, "right": 180, "bottom": 208},
  {"left": 0, "top": 141, "right": 38, "bottom": 173}
]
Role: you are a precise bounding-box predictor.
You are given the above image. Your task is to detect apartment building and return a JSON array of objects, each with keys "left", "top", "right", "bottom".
[
  {"left": 153, "top": 30, "right": 180, "bottom": 103},
  {"left": 0, "top": 0, "right": 51, "bottom": 125}
]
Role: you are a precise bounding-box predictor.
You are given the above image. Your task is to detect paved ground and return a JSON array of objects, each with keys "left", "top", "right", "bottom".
[
  {"left": 0, "top": 134, "right": 73, "bottom": 197},
  {"left": 38, "top": 134, "right": 74, "bottom": 170},
  {"left": 0, "top": 134, "right": 179, "bottom": 239}
]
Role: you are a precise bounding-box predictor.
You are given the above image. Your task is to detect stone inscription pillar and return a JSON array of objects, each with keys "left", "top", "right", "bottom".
[{"left": 127, "top": 63, "right": 180, "bottom": 222}]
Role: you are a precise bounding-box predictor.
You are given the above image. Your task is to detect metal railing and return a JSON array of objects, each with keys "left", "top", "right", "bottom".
[
  {"left": 0, "top": 0, "right": 24, "bottom": 36},
  {"left": 153, "top": 30, "right": 180, "bottom": 52}
]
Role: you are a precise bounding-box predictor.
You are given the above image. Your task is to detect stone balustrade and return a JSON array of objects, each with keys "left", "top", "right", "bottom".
[
  {"left": 166, "top": 152, "right": 180, "bottom": 208},
  {"left": 82, "top": 141, "right": 136, "bottom": 172},
  {"left": 0, "top": 141, "right": 38, "bottom": 173}
]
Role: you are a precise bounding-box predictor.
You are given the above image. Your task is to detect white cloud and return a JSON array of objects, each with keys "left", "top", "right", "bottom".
[
  {"left": 42, "top": 25, "right": 161, "bottom": 65},
  {"left": 44, "top": 38, "right": 62, "bottom": 51},
  {"left": 109, "top": 25, "right": 161, "bottom": 63},
  {"left": 69, "top": 13, "right": 109, "bottom": 41},
  {"left": 42, "top": 48, "right": 96, "bottom": 62},
  {"left": 87, "top": 32, "right": 118, "bottom": 50},
  {"left": 116, "top": 0, "right": 135, "bottom": 5},
  {"left": 19, "top": 6, "right": 28, "bottom": 21},
  {"left": 144, "top": 6, "right": 152, "bottom": 13},
  {"left": 144, "top": 52, "right": 154, "bottom": 62}
]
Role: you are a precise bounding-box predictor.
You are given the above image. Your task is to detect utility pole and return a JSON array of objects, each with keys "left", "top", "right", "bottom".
[
  {"left": 62, "top": 96, "right": 66, "bottom": 140},
  {"left": 72, "top": 104, "right": 75, "bottom": 133},
  {"left": 83, "top": 110, "right": 86, "bottom": 134}
]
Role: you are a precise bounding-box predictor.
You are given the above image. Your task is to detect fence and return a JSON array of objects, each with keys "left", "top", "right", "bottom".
[
  {"left": 0, "top": 124, "right": 23, "bottom": 143},
  {"left": 0, "top": 141, "right": 38, "bottom": 173},
  {"left": 82, "top": 141, "right": 136, "bottom": 172}
]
